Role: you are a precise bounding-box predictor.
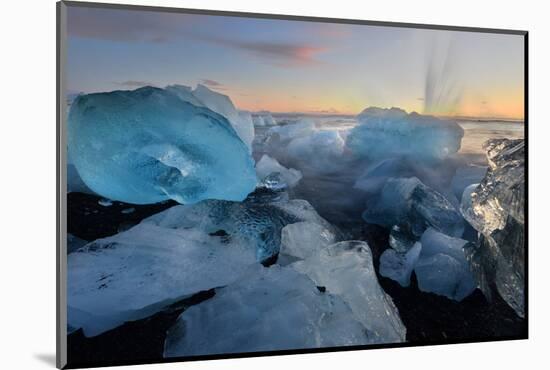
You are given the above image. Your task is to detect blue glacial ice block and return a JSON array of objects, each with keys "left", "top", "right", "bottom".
[
  {"left": 68, "top": 86, "right": 257, "bottom": 204},
  {"left": 346, "top": 107, "right": 464, "bottom": 160}
]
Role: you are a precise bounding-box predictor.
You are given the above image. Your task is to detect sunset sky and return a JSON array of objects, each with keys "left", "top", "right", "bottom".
[{"left": 66, "top": 6, "right": 525, "bottom": 119}]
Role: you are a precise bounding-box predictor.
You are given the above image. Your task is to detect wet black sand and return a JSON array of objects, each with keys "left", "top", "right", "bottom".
[{"left": 67, "top": 192, "right": 177, "bottom": 241}]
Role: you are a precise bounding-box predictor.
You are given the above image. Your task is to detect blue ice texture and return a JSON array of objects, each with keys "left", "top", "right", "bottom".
[{"left": 68, "top": 85, "right": 257, "bottom": 204}]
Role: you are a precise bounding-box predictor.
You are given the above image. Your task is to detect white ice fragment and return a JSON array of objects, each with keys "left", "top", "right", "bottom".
[
  {"left": 164, "top": 264, "right": 371, "bottom": 357},
  {"left": 253, "top": 111, "right": 277, "bottom": 126},
  {"left": 67, "top": 218, "right": 258, "bottom": 336},
  {"left": 191, "top": 84, "right": 255, "bottom": 150},
  {"left": 252, "top": 112, "right": 276, "bottom": 126},
  {"left": 379, "top": 242, "right": 422, "bottom": 287},
  {"left": 167, "top": 84, "right": 255, "bottom": 150},
  {"left": 354, "top": 158, "right": 413, "bottom": 194},
  {"left": 67, "top": 233, "right": 88, "bottom": 254},
  {"left": 267, "top": 119, "right": 316, "bottom": 141},
  {"left": 98, "top": 199, "right": 113, "bottom": 207},
  {"left": 420, "top": 227, "right": 471, "bottom": 262},
  {"left": 414, "top": 228, "right": 476, "bottom": 301},
  {"left": 292, "top": 241, "right": 406, "bottom": 343},
  {"left": 273, "top": 199, "right": 336, "bottom": 232},
  {"left": 388, "top": 224, "right": 416, "bottom": 252},
  {"left": 415, "top": 253, "right": 476, "bottom": 301},
  {"left": 286, "top": 130, "right": 345, "bottom": 162},
  {"left": 255, "top": 154, "right": 302, "bottom": 189},
  {"left": 264, "top": 119, "right": 346, "bottom": 172},
  {"left": 252, "top": 115, "right": 265, "bottom": 126},
  {"left": 67, "top": 192, "right": 340, "bottom": 336},
  {"left": 279, "top": 221, "right": 336, "bottom": 260},
  {"left": 362, "top": 177, "right": 464, "bottom": 237}
]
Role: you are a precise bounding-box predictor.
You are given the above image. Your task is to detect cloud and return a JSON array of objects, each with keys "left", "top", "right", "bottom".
[
  {"left": 68, "top": 7, "right": 327, "bottom": 67},
  {"left": 234, "top": 41, "right": 325, "bottom": 66},
  {"left": 199, "top": 79, "right": 229, "bottom": 90},
  {"left": 67, "top": 7, "right": 199, "bottom": 43},
  {"left": 202, "top": 36, "right": 327, "bottom": 66},
  {"left": 200, "top": 79, "right": 223, "bottom": 87},
  {"left": 114, "top": 80, "right": 155, "bottom": 87}
]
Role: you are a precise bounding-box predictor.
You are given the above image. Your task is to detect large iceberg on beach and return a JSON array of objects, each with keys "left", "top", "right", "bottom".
[
  {"left": 68, "top": 86, "right": 256, "bottom": 205},
  {"left": 346, "top": 107, "right": 464, "bottom": 160},
  {"left": 461, "top": 138, "right": 525, "bottom": 317},
  {"left": 164, "top": 265, "right": 371, "bottom": 357}
]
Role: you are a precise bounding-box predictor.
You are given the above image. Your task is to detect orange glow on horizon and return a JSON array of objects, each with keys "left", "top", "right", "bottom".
[{"left": 230, "top": 91, "right": 525, "bottom": 120}]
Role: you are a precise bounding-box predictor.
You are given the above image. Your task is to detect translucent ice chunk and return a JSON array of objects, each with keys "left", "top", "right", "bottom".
[
  {"left": 191, "top": 84, "right": 255, "bottom": 150},
  {"left": 414, "top": 228, "right": 476, "bottom": 301},
  {"left": 267, "top": 119, "right": 316, "bottom": 141},
  {"left": 164, "top": 264, "right": 371, "bottom": 357},
  {"left": 67, "top": 221, "right": 258, "bottom": 336},
  {"left": 347, "top": 107, "right": 464, "bottom": 160},
  {"left": 279, "top": 221, "right": 336, "bottom": 260},
  {"left": 252, "top": 115, "right": 266, "bottom": 126},
  {"left": 252, "top": 111, "right": 277, "bottom": 126},
  {"left": 353, "top": 156, "right": 459, "bottom": 202},
  {"left": 379, "top": 242, "right": 422, "bottom": 287},
  {"left": 354, "top": 158, "right": 414, "bottom": 194},
  {"left": 286, "top": 130, "right": 345, "bottom": 163},
  {"left": 362, "top": 177, "right": 464, "bottom": 237},
  {"left": 264, "top": 120, "right": 346, "bottom": 173},
  {"left": 67, "top": 163, "right": 93, "bottom": 194},
  {"left": 419, "top": 227, "right": 472, "bottom": 263},
  {"left": 451, "top": 164, "right": 487, "bottom": 200},
  {"left": 414, "top": 253, "right": 476, "bottom": 301},
  {"left": 98, "top": 198, "right": 113, "bottom": 207},
  {"left": 460, "top": 138, "right": 525, "bottom": 317},
  {"left": 68, "top": 86, "right": 256, "bottom": 204},
  {"left": 255, "top": 154, "right": 302, "bottom": 189},
  {"left": 148, "top": 198, "right": 333, "bottom": 263},
  {"left": 292, "top": 241, "right": 406, "bottom": 343},
  {"left": 68, "top": 190, "right": 337, "bottom": 336},
  {"left": 388, "top": 224, "right": 416, "bottom": 252},
  {"left": 67, "top": 233, "right": 88, "bottom": 254},
  {"left": 166, "top": 84, "right": 255, "bottom": 150}
]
